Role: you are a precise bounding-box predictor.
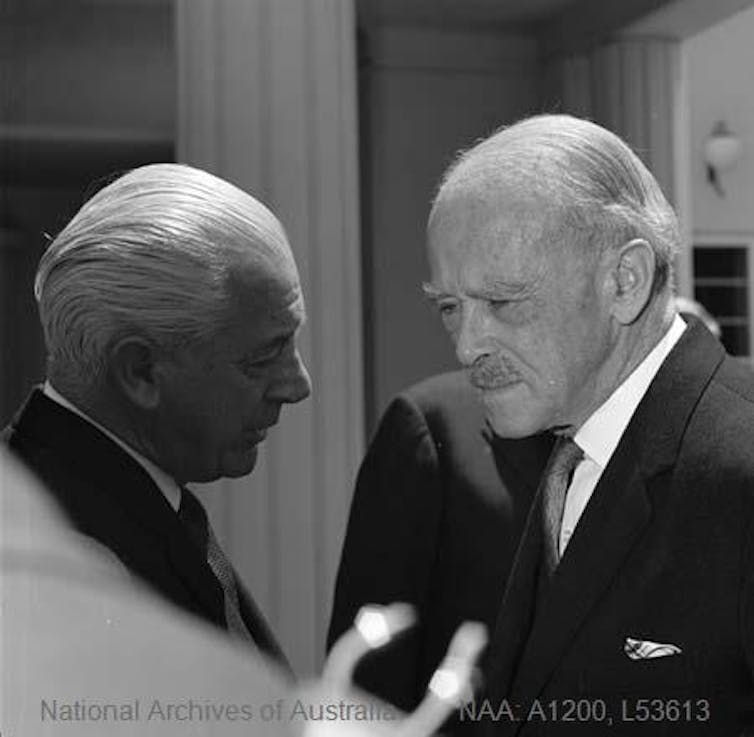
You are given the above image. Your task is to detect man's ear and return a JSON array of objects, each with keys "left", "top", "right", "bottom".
[
  {"left": 609, "top": 238, "right": 656, "bottom": 325},
  {"left": 108, "top": 336, "right": 162, "bottom": 409}
]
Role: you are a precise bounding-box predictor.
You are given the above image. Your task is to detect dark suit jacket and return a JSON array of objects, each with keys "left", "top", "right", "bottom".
[
  {"left": 479, "top": 319, "right": 754, "bottom": 736},
  {"left": 327, "top": 370, "right": 554, "bottom": 711},
  {"left": 3, "top": 388, "right": 289, "bottom": 671}
]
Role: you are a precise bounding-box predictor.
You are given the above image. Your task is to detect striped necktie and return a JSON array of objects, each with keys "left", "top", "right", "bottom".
[
  {"left": 178, "top": 487, "right": 256, "bottom": 648},
  {"left": 540, "top": 435, "right": 584, "bottom": 577}
]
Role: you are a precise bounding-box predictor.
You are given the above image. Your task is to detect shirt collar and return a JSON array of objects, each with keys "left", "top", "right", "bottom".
[
  {"left": 42, "top": 381, "right": 181, "bottom": 511},
  {"left": 574, "top": 314, "right": 687, "bottom": 469}
]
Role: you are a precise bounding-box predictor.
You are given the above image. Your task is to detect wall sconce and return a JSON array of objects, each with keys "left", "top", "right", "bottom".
[{"left": 704, "top": 121, "right": 743, "bottom": 197}]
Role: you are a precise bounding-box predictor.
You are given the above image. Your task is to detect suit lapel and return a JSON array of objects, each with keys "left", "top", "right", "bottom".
[
  {"left": 480, "top": 432, "right": 554, "bottom": 696},
  {"left": 236, "top": 579, "right": 293, "bottom": 676},
  {"left": 482, "top": 478, "right": 546, "bottom": 703},
  {"left": 484, "top": 319, "right": 727, "bottom": 722},
  {"left": 509, "top": 434, "right": 652, "bottom": 707},
  {"left": 8, "top": 389, "right": 225, "bottom": 626},
  {"left": 162, "top": 514, "right": 227, "bottom": 625}
]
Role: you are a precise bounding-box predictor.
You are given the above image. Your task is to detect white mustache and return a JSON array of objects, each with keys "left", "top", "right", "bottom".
[{"left": 469, "top": 356, "right": 520, "bottom": 389}]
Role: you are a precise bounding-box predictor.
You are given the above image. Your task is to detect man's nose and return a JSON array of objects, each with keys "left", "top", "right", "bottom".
[
  {"left": 455, "top": 303, "right": 492, "bottom": 367},
  {"left": 272, "top": 349, "right": 311, "bottom": 404}
]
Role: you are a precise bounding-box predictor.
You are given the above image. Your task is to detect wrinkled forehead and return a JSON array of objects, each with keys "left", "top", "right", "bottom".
[
  {"left": 429, "top": 137, "right": 573, "bottom": 229},
  {"left": 428, "top": 184, "right": 566, "bottom": 258}
]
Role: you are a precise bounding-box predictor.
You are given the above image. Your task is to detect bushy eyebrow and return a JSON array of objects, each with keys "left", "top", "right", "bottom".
[
  {"left": 421, "top": 282, "right": 446, "bottom": 301},
  {"left": 421, "top": 278, "right": 529, "bottom": 302},
  {"left": 478, "top": 276, "right": 528, "bottom": 294}
]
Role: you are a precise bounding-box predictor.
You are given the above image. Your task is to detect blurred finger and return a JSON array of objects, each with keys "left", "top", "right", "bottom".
[
  {"left": 396, "top": 622, "right": 487, "bottom": 737},
  {"left": 323, "top": 603, "right": 415, "bottom": 687}
]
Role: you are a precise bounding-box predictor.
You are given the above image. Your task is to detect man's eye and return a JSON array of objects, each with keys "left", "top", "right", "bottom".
[
  {"left": 257, "top": 341, "right": 288, "bottom": 363},
  {"left": 489, "top": 299, "right": 511, "bottom": 311},
  {"left": 252, "top": 352, "right": 278, "bottom": 366},
  {"left": 438, "top": 302, "right": 458, "bottom": 316},
  {"left": 241, "top": 340, "right": 288, "bottom": 372}
]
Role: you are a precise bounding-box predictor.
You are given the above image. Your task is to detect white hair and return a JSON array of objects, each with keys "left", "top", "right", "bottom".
[
  {"left": 432, "top": 114, "right": 680, "bottom": 293},
  {"left": 35, "top": 163, "right": 293, "bottom": 386}
]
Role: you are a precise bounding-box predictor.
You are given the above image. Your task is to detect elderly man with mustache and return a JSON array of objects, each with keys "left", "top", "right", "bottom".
[{"left": 331, "top": 115, "right": 754, "bottom": 736}]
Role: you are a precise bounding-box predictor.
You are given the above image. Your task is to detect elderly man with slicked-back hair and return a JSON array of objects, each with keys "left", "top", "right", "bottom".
[
  {"left": 3, "top": 163, "right": 311, "bottom": 671},
  {"left": 331, "top": 115, "right": 754, "bottom": 736}
]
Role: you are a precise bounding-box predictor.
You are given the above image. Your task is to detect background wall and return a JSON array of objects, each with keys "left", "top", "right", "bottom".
[
  {"left": 361, "top": 26, "right": 540, "bottom": 426},
  {"left": 2, "top": 3, "right": 172, "bottom": 135},
  {"left": 686, "top": 4, "right": 754, "bottom": 234},
  {"left": 0, "top": 0, "right": 173, "bottom": 423}
]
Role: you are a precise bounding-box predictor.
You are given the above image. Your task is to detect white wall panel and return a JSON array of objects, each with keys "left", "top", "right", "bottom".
[{"left": 176, "top": 0, "right": 364, "bottom": 675}]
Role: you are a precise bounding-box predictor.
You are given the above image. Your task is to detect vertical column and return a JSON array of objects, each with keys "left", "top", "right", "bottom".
[
  {"left": 544, "top": 36, "right": 692, "bottom": 294},
  {"left": 175, "top": 0, "right": 364, "bottom": 674},
  {"left": 590, "top": 37, "right": 681, "bottom": 204}
]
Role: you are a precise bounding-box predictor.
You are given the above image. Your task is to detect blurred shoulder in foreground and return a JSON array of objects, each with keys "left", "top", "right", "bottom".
[
  {"left": 3, "top": 447, "right": 485, "bottom": 737},
  {"left": 1, "top": 446, "right": 288, "bottom": 736}
]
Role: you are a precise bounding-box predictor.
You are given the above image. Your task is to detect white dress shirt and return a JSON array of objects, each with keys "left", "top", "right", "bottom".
[
  {"left": 559, "top": 314, "right": 687, "bottom": 555},
  {"left": 42, "top": 381, "right": 181, "bottom": 511}
]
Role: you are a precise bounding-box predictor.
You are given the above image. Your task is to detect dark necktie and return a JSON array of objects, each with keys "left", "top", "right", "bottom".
[
  {"left": 178, "top": 487, "right": 256, "bottom": 648},
  {"left": 540, "top": 435, "right": 584, "bottom": 578}
]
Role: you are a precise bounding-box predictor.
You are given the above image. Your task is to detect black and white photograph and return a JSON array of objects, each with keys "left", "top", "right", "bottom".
[{"left": 3, "top": 1, "right": 754, "bottom": 735}]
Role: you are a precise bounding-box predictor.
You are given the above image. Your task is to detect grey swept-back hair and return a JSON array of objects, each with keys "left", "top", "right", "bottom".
[
  {"left": 431, "top": 114, "right": 680, "bottom": 294},
  {"left": 35, "top": 163, "right": 293, "bottom": 386}
]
